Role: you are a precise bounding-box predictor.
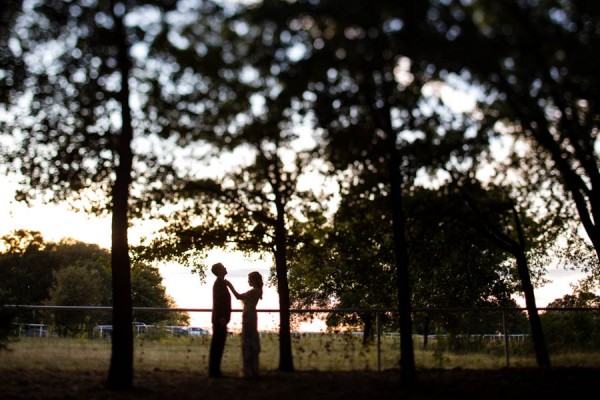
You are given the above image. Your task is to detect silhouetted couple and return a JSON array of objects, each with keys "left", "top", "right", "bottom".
[{"left": 208, "top": 262, "right": 263, "bottom": 378}]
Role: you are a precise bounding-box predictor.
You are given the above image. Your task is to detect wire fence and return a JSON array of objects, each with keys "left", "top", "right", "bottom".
[{"left": 1, "top": 305, "right": 599, "bottom": 373}]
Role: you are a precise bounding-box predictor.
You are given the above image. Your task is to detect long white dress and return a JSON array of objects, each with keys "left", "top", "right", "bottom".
[{"left": 238, "top": 287, "right": 261, "bottom": 377}]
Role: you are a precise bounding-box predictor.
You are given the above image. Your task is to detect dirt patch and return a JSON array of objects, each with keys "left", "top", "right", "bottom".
[{"left": 0, "top": 367, "right": 597, "bottom": 400}]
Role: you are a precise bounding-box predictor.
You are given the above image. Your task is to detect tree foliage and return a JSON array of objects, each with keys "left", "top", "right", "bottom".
[
  {"left": 0, "top": 230, "right": 187, "bottom": 336},
  {"left": 289, "top": 181, "right": 525, "bottom": 344},
  {"left": 289, "top": 180, "right": 397, "bottom": 343},
  {"left": 542, "top": 290, "right": 600, "bottom": 350},
  {"left": 134, "top": 0, "right": 341, "bottom": 371},
  {"left": 408, "top": 0, "right": 600, "bottom": 265},
  {"left": 0, "top": 0, "right": 26, "bottom": 108},
  {"left": 245, "top": 0, "right": 499, "bottom": 384}
]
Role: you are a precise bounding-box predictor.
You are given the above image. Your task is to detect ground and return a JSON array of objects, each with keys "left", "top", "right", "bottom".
[{"left": 1, "top": 367, "right": 597, "bottom": 400}]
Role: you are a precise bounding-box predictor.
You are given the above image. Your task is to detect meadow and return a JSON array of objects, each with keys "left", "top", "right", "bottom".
[{"left": 2, "top": 332, "right": 598, "bottom": 374}]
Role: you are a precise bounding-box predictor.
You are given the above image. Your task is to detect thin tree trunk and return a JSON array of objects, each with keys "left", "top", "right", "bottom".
[
  {"left": 274, "top": 242, "right": 294, "bottom": 371},
  {"left": 375, "top": 62, "right": 417, "bottom": 385},
  {"left": 274, "top": 221, "right": 294, "bottom": 371},
  {"left": 271, "top": 153, "right": 294, "bottom": 372},
  {"left": 362, "top": 313, "right": 373, "bottom": 347},
  {"left": 422, "top": 317, "right": 431, "bottom": 350},
  {"left": 510, "top": 205, "right": 550, "bottom": 367},
  {"left": 388, "top": 137, "right": 417, "bottom": 386},
  {"left": 106, "top": 3, "right": 134, "bottom": 390},
  {"left": 465, "top": 197, "right": 550, "bottom": 367},
  {"left": 514, "top": 252, "right": 550, "bottom": 366}
]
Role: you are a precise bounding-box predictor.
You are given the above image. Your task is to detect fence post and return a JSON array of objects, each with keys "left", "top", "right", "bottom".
[
  {"left": 376, "top": 311, "right": 381, "bottom": 371},
  {"left": 502, "top": 310, "right": 510, "bottom": 367}
]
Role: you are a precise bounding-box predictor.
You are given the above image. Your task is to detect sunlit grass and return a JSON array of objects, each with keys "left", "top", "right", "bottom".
[
  {"left": 1, "top": 334, "right": 598, "bottom": 373},
  {"left": 547, "top": 352, "right": 600, "bottom": 367},
  {"left": 1, "top": 337, "right": 112, "bottom": 371}
]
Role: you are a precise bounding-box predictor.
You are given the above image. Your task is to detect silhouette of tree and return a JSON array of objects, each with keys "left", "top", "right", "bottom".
[
  {"left": 245, "top": 0, "right": 495, "bottom": 385},
  {"left": 407, "top": 0, "right": 600, "bottom": 264},
  {"left": 0, "top": 0, "right": 26, "bottom": 106},
  {"left": 0, "top": 230, "right": 184, "bottom": 334},
  {"left": 542, "top": 290, "right": 600, "bottom": 350},
  {"left": 134, "top": 0, "right": 337, "bottom": 371},
  {"left": 0, "top": 0, "right": 186, "bottom": 389},
  {"left": 289, "top": 182, "right": 521, "bottom": 346},
  {"left": 451, "top": 179, "right": 551, "bottom": 366}
]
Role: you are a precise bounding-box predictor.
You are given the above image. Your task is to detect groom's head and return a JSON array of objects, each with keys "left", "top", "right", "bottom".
[{"left": 211, "top": 262, "right": 227, "bottom": 277}]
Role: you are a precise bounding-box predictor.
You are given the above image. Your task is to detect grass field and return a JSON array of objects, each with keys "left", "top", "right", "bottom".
[
  {"left": 2, "top": 335, "right": 599, "bottom": 399},
  {"left": 2, "top": 333, "right": 598, "bottom": 374}
]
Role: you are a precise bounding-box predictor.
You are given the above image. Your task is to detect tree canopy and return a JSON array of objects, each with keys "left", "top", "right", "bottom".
[{"left": 0, "top": 230, "right": 188, "bottom": 335}]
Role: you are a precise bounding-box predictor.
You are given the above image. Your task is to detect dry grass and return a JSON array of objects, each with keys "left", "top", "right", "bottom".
[
  {"left": 2, "top": 335, "right": 600, "bottom": 399},
  {"left": 1, "top": 334, "right": 598, "bottom": 374}
]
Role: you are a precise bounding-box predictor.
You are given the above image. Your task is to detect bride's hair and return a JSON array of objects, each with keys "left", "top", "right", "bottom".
[{"left": 248, "top": 271, "right": 263, "bottom": 298}]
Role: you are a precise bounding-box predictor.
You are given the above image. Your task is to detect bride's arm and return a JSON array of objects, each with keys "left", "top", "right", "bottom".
[{"left": 224, "top": 280, "right": 242, "bottom": 299}]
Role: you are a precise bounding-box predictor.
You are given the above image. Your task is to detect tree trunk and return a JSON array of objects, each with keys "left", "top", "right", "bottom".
[
  {"left": 271, "top": 155, "right": 294, "bottom": 372},
  {"left": 514, "top": 251, "right": 550, "bottom": 366},
  {"left": 106, "top": 4, "right": 134, "bottom": 390},
  {"left": 467, "top": 199, "right": 551, "bottom": 367},
  {"left": 510, "top": 206, "right": 550, "bottom": 367},
  {"left": 388, "top": 139, "right": 417, "bottom": 386},
  {"left": 368, "top": 24, "right": 417, "bottom": 383},
  {"left": 362, "top": 312, "right": 373, "bottom": 347},
  {"left": 274, "top": 217, "right": 294, "bottom": 371},
  {"left": 422, "top": 317, "right": 431, "bottom": 350}
]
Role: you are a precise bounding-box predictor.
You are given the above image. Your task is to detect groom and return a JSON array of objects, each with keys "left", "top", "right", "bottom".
[{"left": 208, "top": 262, "right": 231, "bottom": 378}]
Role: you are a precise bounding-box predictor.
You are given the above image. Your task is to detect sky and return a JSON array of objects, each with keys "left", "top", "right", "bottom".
[{"left": 0, "top": 175, "right": 587, "bottom": 332}]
